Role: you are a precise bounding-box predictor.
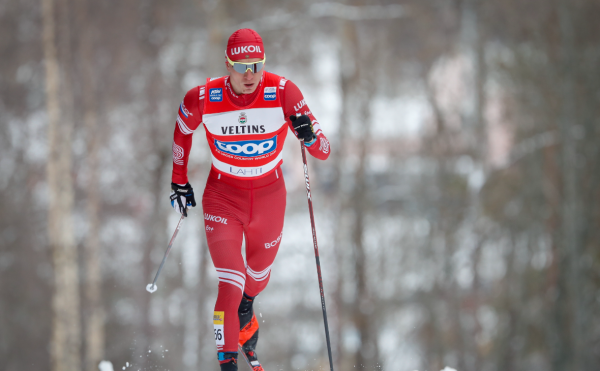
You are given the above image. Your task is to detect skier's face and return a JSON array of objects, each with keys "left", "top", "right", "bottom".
[{"left": 226, "top": 57, "right": 264, "bottom": 95}]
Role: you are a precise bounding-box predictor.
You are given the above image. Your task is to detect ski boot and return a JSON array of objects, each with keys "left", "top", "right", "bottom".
[
  {"left": 218, "top": 352, "right": 238, "bottom": 371},
  {"left": 238, "top": 294, "right": 265, "bottom": 371}
]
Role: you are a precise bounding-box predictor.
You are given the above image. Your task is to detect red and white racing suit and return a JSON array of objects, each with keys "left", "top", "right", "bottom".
[{"left": 171, "top": 71, "right": 330, "bottom": 354}]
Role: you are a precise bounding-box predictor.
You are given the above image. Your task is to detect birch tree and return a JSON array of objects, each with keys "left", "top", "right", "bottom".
[{"left": 42, "top": 0, "right": 81, "bottom": 369}]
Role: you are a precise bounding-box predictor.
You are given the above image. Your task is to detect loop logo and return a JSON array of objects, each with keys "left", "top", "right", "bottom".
[{"left": 215, "top": 136, "right": 277, "bottom": 158}]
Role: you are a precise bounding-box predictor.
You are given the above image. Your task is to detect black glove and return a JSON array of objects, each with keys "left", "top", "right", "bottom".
[
  {"left": 289, "top": 115, "right": 316, "bottom": 144},
  {"left": 170, "top": 182, "right": 196, "bottom": 217}
]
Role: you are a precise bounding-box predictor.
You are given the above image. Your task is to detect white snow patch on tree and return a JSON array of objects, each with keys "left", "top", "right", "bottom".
[{"left": 98, "top": 360, "right": 114, "bottom": 371}]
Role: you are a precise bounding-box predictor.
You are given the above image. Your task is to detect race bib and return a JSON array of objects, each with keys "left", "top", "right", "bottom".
[{"left": 213, "top": 311, "right": 225, "bottom": 346}]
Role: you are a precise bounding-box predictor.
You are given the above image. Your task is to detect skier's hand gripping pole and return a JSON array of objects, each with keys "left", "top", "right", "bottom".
[
  {"left": 146, "top": 212, "right": 185, "bottom": 293},
  {"left": 300, "top": 142, "right": 335, "bottom": 371}
]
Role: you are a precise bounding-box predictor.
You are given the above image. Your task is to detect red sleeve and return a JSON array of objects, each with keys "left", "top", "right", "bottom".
[
  {"left": 171, "top": 85, "right": 205, "bottom": 184},
  {"left": 281, "top": 80, "right": 331, "bottom": 160}
]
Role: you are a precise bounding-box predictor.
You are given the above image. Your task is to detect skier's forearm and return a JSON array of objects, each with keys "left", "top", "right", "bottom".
[
  {"left": 282, "top": 81, "right": 330, "bottom": 160},
  {"left": 171, "top": 127, "right": 194, "bottom": 184},
  {"left": 305, "top": 132, "right": 330, "bottom": 160},
  {"left": 172, "top": 85, "right": 204, "bottom": 184}
]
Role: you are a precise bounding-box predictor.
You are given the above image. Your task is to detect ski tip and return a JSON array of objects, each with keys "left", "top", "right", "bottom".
[{"left": 146, "top": 283, "right": 158, "bottom": 293}]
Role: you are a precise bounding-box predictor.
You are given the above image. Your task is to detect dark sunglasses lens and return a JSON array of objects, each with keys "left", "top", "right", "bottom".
[
  {"left": 233, "top": 63, "right": 247, "bottom": 74},
  {"left": 232, "top": 61, "right": 264, "bottom": 74}
]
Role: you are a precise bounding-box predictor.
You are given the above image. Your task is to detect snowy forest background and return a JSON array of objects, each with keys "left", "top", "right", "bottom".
[{"left": 1, "top": 0, "right": 599, "bottom": 371}]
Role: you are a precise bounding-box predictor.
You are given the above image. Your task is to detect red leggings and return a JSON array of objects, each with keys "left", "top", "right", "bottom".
[{"left": 202, "top": 166, "right": 286, "bottom": 353}]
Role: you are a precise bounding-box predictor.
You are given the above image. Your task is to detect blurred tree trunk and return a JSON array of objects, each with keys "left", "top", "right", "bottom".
[
  {"left": 463, "top": 1, "right": 487, "bottom": 369},
  {"left": 557, "top": 2, "right": 587, "bottom": 370},
  {"left": 496, "top": 234, "right": 520, "bottom": 371},
  {"left": 42, "top": 0, "right": 81, "bottom": 369},
  {"left": 350, "top": 91, "right": 380, "bottom": 371},
  {"left": 342, "top": 14, "right": 382, "bottom": 369},
  {"left": 421, "top": 65, "right": 455, "bottom": 371},
  {"left": 461, "top": 0, "right": 488, "bottom": 160},
  {"left": 205, "top": 0, "right": 232, "bottom": 76},
  {"left": 134, "top": 0, "right": 168, "bottom": 365},
  {"left": 541, "top": 141, "right": 563, "bottom": 370},
  {"left": 329, "top": 16, "right": 360, "bottom": 370},
  {"left": 76, "top": 0, "right": 105, "bottom": 369}
]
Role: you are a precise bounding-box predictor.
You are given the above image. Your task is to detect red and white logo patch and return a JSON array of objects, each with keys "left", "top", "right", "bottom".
[
  {"left": 173, "top": 142, "right": 184, "bottom": 165},
  {"left": 319, "top": 138, "right": 330, "bottom": 154}
]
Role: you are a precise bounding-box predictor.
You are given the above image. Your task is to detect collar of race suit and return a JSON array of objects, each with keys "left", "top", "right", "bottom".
[{"left": 224, "top": 74, "right": 264, "bottom": 107}]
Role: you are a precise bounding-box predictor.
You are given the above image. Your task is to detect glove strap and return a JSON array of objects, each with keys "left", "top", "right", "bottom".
[
  {"left": 305, "top": 136, "right": 317, "bottom": 146},
  {"left": 172, "top": 182, "right": 192, "bottom": 194}
]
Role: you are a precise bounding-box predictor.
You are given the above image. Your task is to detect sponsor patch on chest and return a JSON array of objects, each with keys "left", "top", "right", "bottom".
[
  {"left": 264, "top": 86, "right": 276, "bottom": 101},
  {"left": 221, "top": 125, "right": 265, "bottom": 135},
  {"left": 209, "top": 88, "right": 223, "bottom": 102},
  {"left": 214, "top": 136, "right": 277, "bottom": 158}
]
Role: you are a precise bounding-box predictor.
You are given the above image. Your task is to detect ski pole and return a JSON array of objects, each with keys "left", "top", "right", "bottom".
[
  {"left": 146, "top": 213, "right": 185, "bottom": 293},
  {"left": 237, "top": 345, "right": 252, "bottom": 369},
  {"left": 300, "top": 142, "right": 335, "bottom": 371}
]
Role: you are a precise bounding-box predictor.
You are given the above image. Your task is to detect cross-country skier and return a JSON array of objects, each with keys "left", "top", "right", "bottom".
[{"left": 169, "top": 28, "right": 330, "bottom": 371}]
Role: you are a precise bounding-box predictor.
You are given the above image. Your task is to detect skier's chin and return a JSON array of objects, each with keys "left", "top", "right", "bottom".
[{"left": 242, "top": 82, "right": 257, "bottom": 94}]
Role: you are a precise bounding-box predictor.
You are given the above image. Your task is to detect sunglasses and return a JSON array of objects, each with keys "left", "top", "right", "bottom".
[{"left": 226, "top": 55, "right": 266, "bottom": 74}]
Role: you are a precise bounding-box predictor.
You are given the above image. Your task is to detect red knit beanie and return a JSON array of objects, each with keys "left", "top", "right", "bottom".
[{"left": 226, "top": 29, "right": 265, "bottom": 61}]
